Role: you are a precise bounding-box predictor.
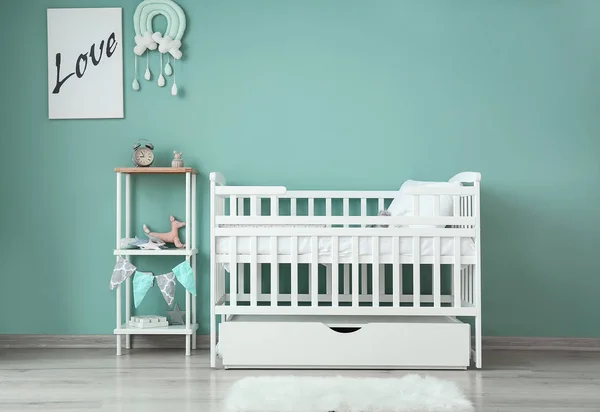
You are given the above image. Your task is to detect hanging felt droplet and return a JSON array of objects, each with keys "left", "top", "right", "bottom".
[
  {"left": 157, "top": 53, "right": 166, "bottom": 87},
  {"left": 144, "top": 51, "right": 151, "bottom": 80},
  {"left": 132, "top": 55, "right": 140, "bottom": 91},
  {"left": 171, "top": 81, "right": 178, "bottom": 96},
  {"left": 165, "top": 61, "right": 173, "bottom": 76}
]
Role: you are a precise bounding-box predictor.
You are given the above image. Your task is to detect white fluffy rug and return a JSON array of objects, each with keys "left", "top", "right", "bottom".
[{"left": 223, "top": 375, "right": 474, "bottom": 412}]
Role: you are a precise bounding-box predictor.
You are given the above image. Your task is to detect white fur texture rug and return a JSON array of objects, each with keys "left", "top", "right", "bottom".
[{"left": 224, "top": 375, "right": 474, "bottom": 412}]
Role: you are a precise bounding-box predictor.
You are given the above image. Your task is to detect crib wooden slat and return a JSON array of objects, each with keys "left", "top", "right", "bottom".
[
  {"left": 413, "top": 236, "right": 420, "bottom": 307},
  {"left": 372, "top": 237, "right": 379, "bottom": 307},
  {"left": 258, "top": 263, "right": 263, "bottom": 297},
  {"left": 326, "top": 264, "right": 332, "bottom": 296},
  {"left": 230, "top": 195, "right": 237, "bottom": 217},
  {"left": 361, "top": 198, "right": 367, "bottom": 228},
  {"left": 343, "top": 198, "right": 350, "bottom": 228},
  {"left": 469, "top": 265, "right": 475, "bottom": 304},
  {"left": 332, "top": 236, "right": 339, "bottom": 307},
  {"left": 380, "top": 264, "right": 385, "bottom": 299},
  {"left": 469, "top": 264, "right": 474, "bottom": 304},
  {"left": 311, "top": 236, "right": 318, "bottom": 307},
  {"left": 326, "top": 198, "right": 332, "bottom": 227},
  {"left": 250, "top": 196, "right": 258, "bottom": 216},
  {"left": 464, "top": 264, "right": 469, "bottom": 304},
  {"left": 250, "top": 237, "right": 258, "bottom": 306},
  {"left": 454, "top": 236, "right": 461, "bottom": 308},
  {"left": 433, "top": 236, "right": 441, "bottom": 308},
  {"left": 361, "top": 264, "right": 367, "bottom": 294},
  {"left": 238, "top": 263, "right": 244, "bottom": 296},
  {"left": 343, "top": 264, "right": 350, "bottom": 295},
  {"left": 291, "top": 236, "right": 298, "bottom": 307},
  {"left": 352, "top": 236, "right": 359, "bottom": 306},
  {"left": 291, "top": 198, "right": 297, "bottom": 216},
  {"left": 238, "top": 197, "right": 245, "bottom": 216},
  {"left": 468, "top": 195, "right": 472, "bottom": 226},
  {"left": 378, "top": 198, "right": 385, "bottom": 211},
  {"left": 271, "top": 196, "right": 278, "bottom": 216},
  {"left": 392, "top": 237, "right": 400, "bottom": 307},
  {"left": 461, "top": 266, "right": 465, "bottom": 302},
  {"left": 270, "top": 236, "right": 278, "bottom": 306},
  {"left": 399, "top": 257, "right": 403, "bottom": 300},
  {"left": 308, "top": 198, "right": 314, "bottom": 216},
  {"left": 230, "top": 237, "right": 237, "bottom": 307}
]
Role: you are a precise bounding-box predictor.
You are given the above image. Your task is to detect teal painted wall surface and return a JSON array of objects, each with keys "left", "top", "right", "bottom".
[{"left": 1, "top": 0, "right": 599, "bottom": 337}]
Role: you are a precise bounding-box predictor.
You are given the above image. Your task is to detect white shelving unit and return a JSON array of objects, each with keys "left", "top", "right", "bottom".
[{"left": 114, "top": 167, "right": 198, "bottom": 356}]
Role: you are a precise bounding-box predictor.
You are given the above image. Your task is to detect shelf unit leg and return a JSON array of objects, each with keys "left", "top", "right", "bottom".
[
  {"left": 185, "top": 287, "right": 191, "bottom": 356},
  {"left": 116, "top": 284, "right": 122, "bottom": 356},
  {"left": 116, "top": 172, "right": 122, "bottom": 356},
  {"left": 192, "top": 255, "right": 197, "bottom": 350},
  {"left": 125, "top": 278, "right": 131, "bottom": 349},
  {"left": 191, "top": 174, "right": 197, "bottom": 351},
  {"left": 125, "top": 173, "right": 131, "bottom": 350}
]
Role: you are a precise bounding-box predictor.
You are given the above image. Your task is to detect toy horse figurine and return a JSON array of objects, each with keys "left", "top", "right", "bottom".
[{"left": 143, "top": 215, "right": 186, "bottom": 248}]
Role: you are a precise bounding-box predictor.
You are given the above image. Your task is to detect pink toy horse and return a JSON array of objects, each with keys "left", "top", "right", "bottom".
[{"left": 143, "top": 215, "right": 186, "bottom": 248}]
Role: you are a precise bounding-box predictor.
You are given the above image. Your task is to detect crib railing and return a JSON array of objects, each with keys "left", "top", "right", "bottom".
[{"left": 210, "top": 172, "right": 481, "bottom": 316}]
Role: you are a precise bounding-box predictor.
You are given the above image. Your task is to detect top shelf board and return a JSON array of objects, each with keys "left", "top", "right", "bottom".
[{"left": 115, "top": 167, "right": 198, "bottom": 175}]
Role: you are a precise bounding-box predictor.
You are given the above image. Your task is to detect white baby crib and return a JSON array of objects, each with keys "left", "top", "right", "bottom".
[{"left": 209, "top": 171, "right": 482, "bottom": 370}]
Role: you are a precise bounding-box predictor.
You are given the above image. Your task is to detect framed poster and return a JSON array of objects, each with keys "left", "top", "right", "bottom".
[{"left": 47, "top": 8, "right": 124, "bottom": 119}]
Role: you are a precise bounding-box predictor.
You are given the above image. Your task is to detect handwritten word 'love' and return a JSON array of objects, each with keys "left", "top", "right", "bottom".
[{"left": 52, "top": 32, "right": 118, "bottom": 94}]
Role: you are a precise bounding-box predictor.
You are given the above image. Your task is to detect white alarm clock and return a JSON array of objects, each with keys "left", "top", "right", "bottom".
[{"left": 132, "top": 139, "right": 155, "bottom": 167}]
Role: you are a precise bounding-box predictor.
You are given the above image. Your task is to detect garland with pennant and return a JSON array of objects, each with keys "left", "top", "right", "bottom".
[{"left": 110, "top": 257, "right": 195, "bottom": 308}]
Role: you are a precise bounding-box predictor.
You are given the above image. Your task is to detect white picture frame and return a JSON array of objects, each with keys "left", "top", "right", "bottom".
[{"left": 47, "top": 8, "right": 124, "bottom": 120}]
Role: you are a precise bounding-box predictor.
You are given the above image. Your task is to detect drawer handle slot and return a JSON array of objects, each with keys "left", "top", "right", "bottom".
[{"left": 328, "top": 326, "right": 362, "bottom": 334}]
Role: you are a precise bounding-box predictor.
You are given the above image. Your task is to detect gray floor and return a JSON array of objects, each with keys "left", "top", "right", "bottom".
[{"left": 0, "top": 349, "right": 599, "bottom": 411}]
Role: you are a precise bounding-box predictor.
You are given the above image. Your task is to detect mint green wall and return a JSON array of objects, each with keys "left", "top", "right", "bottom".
[{"left": 1, "top": 0, "right": 599, "bottom": 337}]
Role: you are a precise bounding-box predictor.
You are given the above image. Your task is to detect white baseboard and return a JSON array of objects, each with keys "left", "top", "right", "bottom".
[
  {"left": 0, "top": 334, "right": 210, "bottom": 349},
  {"left": 481, "top": 336, "right": 600, "bottom": 351},
  {"left": 1, "top": 335, "right": 599, "bottom": 351}
]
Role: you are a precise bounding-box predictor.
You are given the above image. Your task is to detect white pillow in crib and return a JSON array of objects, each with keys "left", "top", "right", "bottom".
[{"left": 387, "top": 180, "right": 460, "bottom": 227}]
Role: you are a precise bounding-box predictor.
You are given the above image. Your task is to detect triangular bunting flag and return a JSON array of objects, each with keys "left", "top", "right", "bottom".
[
  {"left": 173, "top": 260, "right": 196, "bottom": 296},
  {"left": 156, "top": 272, "right": 176, "bottom": 306},
  {"left": 110, "top": 257, "right": 136, "bottom": 290},
  {"left": 133, "top": 271, "right": 155, "bottom": 308}
]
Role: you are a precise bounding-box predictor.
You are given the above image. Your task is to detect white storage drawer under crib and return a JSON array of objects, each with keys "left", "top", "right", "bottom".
[{"left": 218, "top": 315, "right": 471, "bottom": 369}]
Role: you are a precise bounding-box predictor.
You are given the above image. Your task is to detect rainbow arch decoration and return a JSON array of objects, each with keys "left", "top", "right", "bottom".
[{"left": 131, "top": 0, "right": 187, "bottom": 96}]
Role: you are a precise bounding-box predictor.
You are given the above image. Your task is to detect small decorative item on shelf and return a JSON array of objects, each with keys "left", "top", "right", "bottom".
[
  {"left": 143, "top": 215, "right": 186, "bottom": 248},
  {"left": 132, "top": 139, "right": 155, "bottom": 167},
  {"left": 167, "top": 303, "right": 186, "bottom": 325},
  {"left": 171, "top": 151, "right": 184, "bottom": 167},
  {"left": 120, "top": 236, "right": 166, "bottom": 250},
  {"left": 129, "top": 315, "right": 168, "bottom": 328}
]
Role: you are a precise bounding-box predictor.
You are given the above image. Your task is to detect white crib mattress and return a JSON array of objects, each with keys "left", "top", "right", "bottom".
[{"left": 216, "top": 236, "right": 476, "bottom": 256}]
